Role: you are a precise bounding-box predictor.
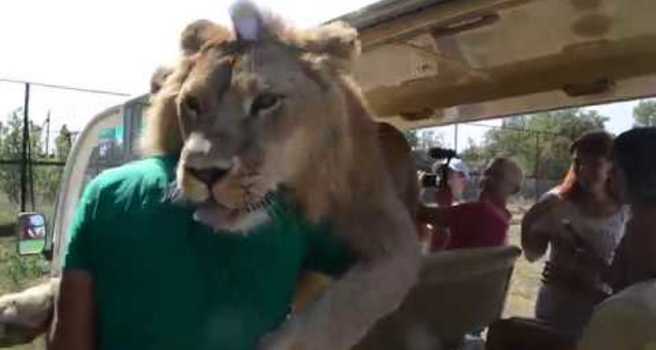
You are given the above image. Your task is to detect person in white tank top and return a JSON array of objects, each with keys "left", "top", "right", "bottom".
[{"left": 521, "top": 131, "right": 627, "bottom": 336}]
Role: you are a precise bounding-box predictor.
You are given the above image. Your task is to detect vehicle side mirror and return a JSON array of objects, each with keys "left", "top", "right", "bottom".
[{"left": 15, "top": 213, "right": 47, "bottom": 256}]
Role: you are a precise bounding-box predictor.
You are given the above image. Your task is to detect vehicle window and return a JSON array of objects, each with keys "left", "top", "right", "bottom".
[
  {"left": 124, "top": 98, "right": 149, "bottom": 161},
  {"left": 79, "top": 97, "right": 148, "bottom": 193},
  {"left": 81, "top": 111, "right": 126, "bottom": 191}
]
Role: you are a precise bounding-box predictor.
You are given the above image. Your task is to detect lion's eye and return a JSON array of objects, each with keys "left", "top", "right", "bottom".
[
  {"left": 184, "top": 96, "right": 201, "bottom": 116},
  {"left": 250, "top": 94, "right": 282, "bottom": 116}
]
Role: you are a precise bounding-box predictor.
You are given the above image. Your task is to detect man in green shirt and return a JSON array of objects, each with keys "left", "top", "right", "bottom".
[{"left": 48, "top": 155, "right": 353, "bottom": 350}]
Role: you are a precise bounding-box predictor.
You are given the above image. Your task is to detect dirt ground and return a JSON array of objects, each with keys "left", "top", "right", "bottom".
[{"left": 503, "top": 201, "right": 544, "bottom": 318}]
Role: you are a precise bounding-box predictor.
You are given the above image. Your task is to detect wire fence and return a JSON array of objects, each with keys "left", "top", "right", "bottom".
[
  {"left": 413, "top": 121, "right": 565, "bottom": 203},
  {"left": 0, "top": 79, "right": 128, "bottom": 232},
  {"left": 0, "top": 78, "right": 609, "bottom": 228}
]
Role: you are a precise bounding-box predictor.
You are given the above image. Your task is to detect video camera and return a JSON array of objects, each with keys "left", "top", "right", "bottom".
[
  {"left": 428, "top": 147, "right": 458, "bottom": 160},
  {"left": 420, "top": 147, "right": 459, "bottom": 188}
]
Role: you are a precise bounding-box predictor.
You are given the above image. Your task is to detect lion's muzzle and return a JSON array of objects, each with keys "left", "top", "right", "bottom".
[{"left": 185, "top": 165, "right": 232, "bottom": 189}]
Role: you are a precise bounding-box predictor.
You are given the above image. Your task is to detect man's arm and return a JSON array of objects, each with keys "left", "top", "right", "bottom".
[
  {"left": 47, "top": 175, "right": 102, "bottom": 350},
  {"left": 606, "top": 238, "right": 627, "bottom": 293},
  {"left": 47, "top": 270, "right": 96, "bottom": 350},
  {"left": 521, "top": 197, "right": 559, "bottom": 262}
]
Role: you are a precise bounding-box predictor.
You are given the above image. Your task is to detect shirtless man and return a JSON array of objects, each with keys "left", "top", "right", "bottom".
[
  {"left": 579, "top": 127, "right": 656, "bottom": 350},
  {"left": 605, "top": 127, "right": 656, "bottom": 291}
]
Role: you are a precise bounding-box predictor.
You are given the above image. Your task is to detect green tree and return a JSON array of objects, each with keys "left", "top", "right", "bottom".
[
  {"left": 460, "top": 137, "right": 488, "bottom": 174},
  {"left": 633, "top": 100, "right": 656, "bottom": 127},
  {"left": 0, "top": 109, "right": 71, "bottom": 207},
  {"left": 403, "top": 130, "right": 419, "bottom": 149},
  {"left": 478, "top": 108, "right": 608, "bottom": 180},
  {"left": 38, "top": 125, "right": 73, "bottom": 201},
  {"left": 0, "top": 108, "right": 43, "bottom": 205},
  {"left": 55, "top": 124, "right": 72, "bottom": 161},
  {"left": 416, "top": 129, "right": 444, "bottom": 150}
]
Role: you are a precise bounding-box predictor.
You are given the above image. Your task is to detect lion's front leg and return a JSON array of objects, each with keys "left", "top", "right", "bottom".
[
  {"left": 257, "top": 316, "right": 304, "bottom": 350},
  {"left": 0, "top": 278, "right": 58, "bottom": 347},
  {"left": 259, "top": 204, "right": 420, "bottom": 350}
]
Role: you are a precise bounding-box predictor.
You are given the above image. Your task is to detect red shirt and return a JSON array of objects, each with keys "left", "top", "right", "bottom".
[{"left": 431, "top": 201, "right": 510, "bottom": 251}]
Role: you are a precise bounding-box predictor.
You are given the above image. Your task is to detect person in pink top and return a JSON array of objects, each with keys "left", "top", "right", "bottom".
[{"left": 418, "top": 157, "right": 523, "bottom": 251}]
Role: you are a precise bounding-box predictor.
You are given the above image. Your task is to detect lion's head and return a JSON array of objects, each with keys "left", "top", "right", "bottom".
[{"left": 142, "top": 1, "right": 387, "bottom": 233}]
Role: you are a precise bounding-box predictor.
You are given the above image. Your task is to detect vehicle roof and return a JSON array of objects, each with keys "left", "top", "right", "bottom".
[
  {"left": 122, "top": 0, "right": 656, "bottom": 131},
  {"left": 330, "top": 0, "right": 656, "bottom": 130}
]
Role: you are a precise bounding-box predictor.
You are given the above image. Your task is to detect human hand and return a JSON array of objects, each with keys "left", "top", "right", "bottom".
[{"left": 558, "top": 220, "right": 609, "bottom": 269}]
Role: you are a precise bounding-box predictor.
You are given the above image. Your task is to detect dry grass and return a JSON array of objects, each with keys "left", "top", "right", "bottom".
[
  {"left": 503, "top": 201, "right": 545, "bottom": 318},
  {"left": 0, "top": 236, "right": 48, "bottom": 350},
  {"left": 504, "top": 224, "right": 544, "bottom": 318}
]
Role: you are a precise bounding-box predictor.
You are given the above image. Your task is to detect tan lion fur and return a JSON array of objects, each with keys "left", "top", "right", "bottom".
[
  {"left": 0, "top": 279, "right": 58, "bottom": 346},
  {"left": 293, "top": 122, "right": 419, "bottom": 313},
  {"left": 140, "top": 5, "right": 420, "bottom": 349},
  {"left": 139, "top": 23, "right": 233, "bottom": 156}
]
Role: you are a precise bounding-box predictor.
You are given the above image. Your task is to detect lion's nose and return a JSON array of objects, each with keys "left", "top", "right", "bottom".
[{"left": 186, "top": 166, "right": 231, "bottom": 187}]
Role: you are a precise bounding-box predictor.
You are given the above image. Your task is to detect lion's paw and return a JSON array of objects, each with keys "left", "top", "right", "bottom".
[{"left": 257, "top": 323, "right": 306, "bottom": 350}]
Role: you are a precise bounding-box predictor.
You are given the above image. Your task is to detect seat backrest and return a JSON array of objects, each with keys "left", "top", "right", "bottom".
[
  {"left": 578, "top": 279, "right": 656, "bottom": 350},
  {"left": 355, "top": 245, "right": 522, "bottom": 350}
]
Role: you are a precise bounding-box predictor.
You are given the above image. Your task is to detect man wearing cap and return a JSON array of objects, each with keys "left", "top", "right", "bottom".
[
  {"left": 432, "top": 159, "right": 471, "bottom": 206},
  {"left": 419, "top": 157, "right": 524, "bottom": 250}
]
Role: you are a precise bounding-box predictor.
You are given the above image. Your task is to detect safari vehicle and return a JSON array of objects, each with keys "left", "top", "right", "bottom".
[{"left": 11, "top": 0, "right": 656, "bottom": 348}]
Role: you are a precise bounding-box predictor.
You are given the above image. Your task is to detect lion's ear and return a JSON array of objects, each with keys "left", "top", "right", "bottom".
[
  {"left": 150, "top": 66, "right": 174, "bottom": 94},
  {"left": 180, "top": 19, "right": 231, "bottom": 55},
  {"left": 302, "top": 21, "right": 361, "bottom": 71}
]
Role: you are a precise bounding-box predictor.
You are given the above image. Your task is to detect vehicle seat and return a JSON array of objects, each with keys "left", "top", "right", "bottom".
[{"left": 354, "top": 245, "right": 521, "bottom": 350}]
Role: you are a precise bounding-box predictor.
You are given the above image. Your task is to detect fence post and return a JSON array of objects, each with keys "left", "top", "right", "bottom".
[
  {"left": 20, "top": 83, "right": 30, "bottom": 213},
  {"left": 534, "top": 133, "right": 540, "bottom": 201},
  {"left": 45, "top": 110, "right": 51, "bottom": 156},
  {"left": 454, "top": 123, "right": 459, "bottom": 153}
]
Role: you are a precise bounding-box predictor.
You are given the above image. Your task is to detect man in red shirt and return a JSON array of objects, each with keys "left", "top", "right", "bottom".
[{"left": 419, "top": 157, "right": 523, "bottom": 251}]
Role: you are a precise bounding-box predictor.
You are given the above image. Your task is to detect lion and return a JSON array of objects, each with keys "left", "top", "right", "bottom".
[
  {"left": 142, "top": 2, "right": 420, "bottom": 349},
  {"left": 150, "top": 64, "right": 419, "bottom": 317}
]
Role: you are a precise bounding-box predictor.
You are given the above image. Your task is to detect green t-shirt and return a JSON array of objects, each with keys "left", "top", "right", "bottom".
[{"left": 64, "top": 156, "right": 353, "bottom": 350}]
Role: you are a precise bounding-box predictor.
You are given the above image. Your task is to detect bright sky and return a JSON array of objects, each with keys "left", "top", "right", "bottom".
[
  {"left": 431, "top": 99, "right": 644, "bottom": 153},
  {"left": 0, "top": 0, "right": 378, "bottom": 135},
  {"left": 0, "top": 0, "right": 649, "bottom": 148}
]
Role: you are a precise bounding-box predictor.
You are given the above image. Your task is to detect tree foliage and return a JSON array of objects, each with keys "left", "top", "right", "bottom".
[
  {"left": 0, "top": 108, "right": 72, "bottom": 207},
  {"left": 633, "top": 100, "right": 656, "bottom": 127},
  {"left": 460, "top": 137, "right": 487, "bottom": 172},
  {"left": 416, "top": 129, "right": 444, "bottom": 150},
  {"left": 54, "top": 125, "right": 72, "bottom": 161},
  {"left": 403, "top": 130, "right": 419, "bottom": 149},
  {"left": 465, "top": 108, "right": 608, "bottom": 180}
]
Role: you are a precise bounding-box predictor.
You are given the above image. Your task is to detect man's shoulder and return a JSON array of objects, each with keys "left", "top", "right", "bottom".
[
  {"left": 83, "top": 156, "right": 178, "bottom": 207},
  {"left": 451, "top": 201, "right": 492, "bottom": 214},
  {"left": 452, "top": 201, "right": 510, "bottom": 225},
  {"left": 579, "top": 280, "right": 656, "bottom": 350},
  {"left": 525, "top": 191, "right": 566, "bottom": 219},
  {"left": 93, "top": 156, "right": 176, "bottom": 188}
]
